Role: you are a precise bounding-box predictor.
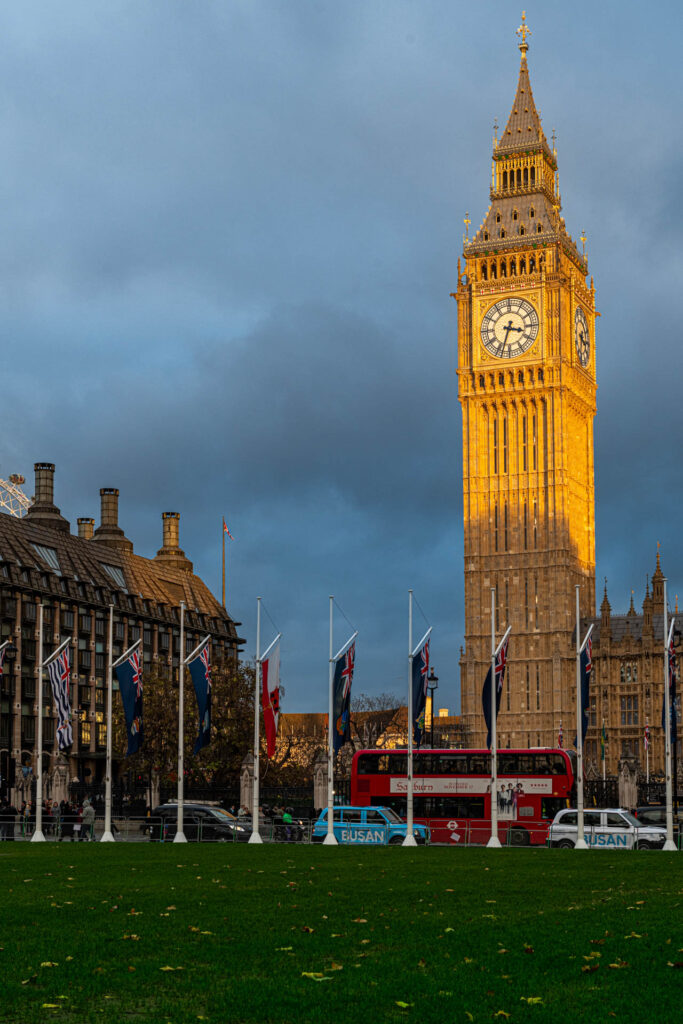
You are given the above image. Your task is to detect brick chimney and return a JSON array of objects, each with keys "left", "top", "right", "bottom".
[
  {"left": 25, "top": 462, "right": 70, "bottom": 532},
  {"left": 154, "top": 512, "right": 193, "bottom": 573},
  {"left": 92, "top": 488, "right": 133, "bottom": 553},
  {"left": 77, "top": 517, "right": 95, "bottom": 541}
]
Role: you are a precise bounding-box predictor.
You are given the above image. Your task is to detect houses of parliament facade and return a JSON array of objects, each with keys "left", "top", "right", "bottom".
[{"left": 455, "top": 17, "right": 679, "bottom": 776}]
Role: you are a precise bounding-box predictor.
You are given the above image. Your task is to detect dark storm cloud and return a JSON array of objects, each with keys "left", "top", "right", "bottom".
[{"left": 1, "top": 0, "right": 681, "bottom": 709}]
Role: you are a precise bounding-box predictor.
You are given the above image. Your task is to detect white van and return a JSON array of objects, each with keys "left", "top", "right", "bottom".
[{"left": 548, "top": 808, "right": 667, "bottom": 850}]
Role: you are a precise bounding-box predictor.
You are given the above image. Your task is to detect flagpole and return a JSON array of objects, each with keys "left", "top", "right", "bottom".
[
  {"left": 222, "top": 522, "right": 226, "bottom": 609},
  {"left": 249, "top": 597, "right": 263, "bottom": 844},
  {"left": 174, "top": 602, "right": 187, "bottom": 843},
  {"left": 663, "top": 580, "right": 676, "bottom": 851},
  {"left": 324, "top": 596, "right": 337, "bottom": 845},
  {"left": 31, "top": 605, "right": 46, "bottom": 843},
  {"left": 575, "top": 585, "right": 588, "bottom": 850},
  {"left": 487, "top": 586, "right": 501, "bottom": 848},
  {"left": 101, "top": 604, "right": 115, "bottom": 842},
  {"left": 602, "top": 718, "right": 606, "bottom": 783},
  {"left": 403, "top": 589, "right": 417, "bottom": 847},
  {"left": 646, "top": 720, "right": 650, "bottom": 786}
]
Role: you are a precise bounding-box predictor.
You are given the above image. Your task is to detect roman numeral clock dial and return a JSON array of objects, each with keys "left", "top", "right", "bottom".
[{"left": 480, "top": 298, "right": 539, "bottom": 358}]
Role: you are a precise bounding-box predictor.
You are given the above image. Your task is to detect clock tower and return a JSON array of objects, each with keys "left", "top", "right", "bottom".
[{"left": 454, "top": 16, "right": 597, "bottom": 748}]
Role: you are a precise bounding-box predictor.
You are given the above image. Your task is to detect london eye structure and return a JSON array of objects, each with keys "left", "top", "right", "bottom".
[{"left": 0, "top": 474, "right": 32, "bottom": 518}]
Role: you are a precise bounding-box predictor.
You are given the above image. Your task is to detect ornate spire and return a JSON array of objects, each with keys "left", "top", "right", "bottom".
[
  {"left": 601, "top": 578, "right": 611, "bottom": 617},
  {"left": 498, "top": 14, "right": 548, "bottom": 156},
  {"left": 628, "top": 590, "right": 636, "bottom": 616},
  {"left": 516, "top": 11, "right": 531, "bottom": 57}
]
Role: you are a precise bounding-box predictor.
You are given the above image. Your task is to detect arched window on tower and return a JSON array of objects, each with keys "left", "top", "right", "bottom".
[
  {"left": 537, "top": 223, "right": 543, "bottom": 233},
  {"left": 493, "top": 418, "right": 498, "bottom": 474},
  {"left": 516, "top": 168, "right": 522, "bottom": 186},
  {"left": 503, "top": 415, "right": 508, "bottom": 472},
  {"left": 503, "top": 170, "right": 508, "bottom": 189},
  {"left": 496, "top": 211, "right": 501, "bottom": 223},
  {"left": 520, "top": 257, "right": 526, "bottom": 274},
  {"left": 499, "top": 228, "right": 506, "bottom": 238},
  {"left": 500, "top": 259, "right": 507, "bottom": 277},
  {"left": 504, "top": 502, "right": 509, "bottom": 550},
  {"left": 494, "top": 503, "right": 499, "bottom": 551},
  {"left": 522, "top": 414, "right": 528, "bottom": 470},
  {"left": 532, "top": 413, "right": 538, "bottom": 471},
  {"left": 523, "top": 166, "right": 528, "bottom": 186},
  {"left": 490, "top": 261, "right": 497, "bottom": 279},
  {"left": 512, "top": 209, "right": 518, "bottom": 221},
  {"left": 481, "top": 261, "right": 488, "bottom": 280},
  {"left": 484, "top": 230, "right": 489, "bottom": 240},
  {"left": 517, "top": 369, "right": 524, "bottom": 384},
  {"left": 530, "top": 166, "right": 535, "bottom": 185},
  {"left": 498, "top": 372, "right": 504, "bottom": 387},
  {"left": 523, "top": 501, "right": 528, "bottom": 549},
  {"left": 520, "top": 224, "right": 525, "bottom": 235},
  {"left": 510, "top": 257, "right": 517, "bottom": 275},
  {"left": 529, "top": 256, "right": 536, "bottom": 272},
  {"left": 529, "top": 206, "right": 535, "bottom": 218},
  {"left": 538, "top": 369, "right": 544, "bottom": 383},
  {"left": 479, "top": 374, "right": 485, "bottom": 390}
]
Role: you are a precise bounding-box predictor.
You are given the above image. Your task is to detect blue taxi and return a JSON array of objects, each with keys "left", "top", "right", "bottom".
[{"left": 312, "top": 805, "right": 430, "bottom": 845}]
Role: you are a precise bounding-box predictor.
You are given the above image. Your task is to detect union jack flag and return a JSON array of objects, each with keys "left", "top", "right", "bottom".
[
  {"left": 644, "top": 723, "right": 650, "bottom": 751},
  {"left": 130, "top": 649, "right": 142, "bottom": 699},
  {"left": 340, "top": 644, "right": 354, "bottom": 701},
  {"left": 663, "top": 633, "right": 678, "bottom": 745},
  {"left": 412, "top": 638, "right": 431, "bottom": 747},
  {"left": 558, "top": 722, "right": 563, "bottom": 749},
  {"left": 482, "top": 633, "right": 510, "bottom": 749},
  {"left": 576, "top": 634, "right": 593, "bottom": 745},
  {"left": 0, "top": 644, "right": 6, "bottom": 678},
  {"left": 332, "top": 641, "right": 356, "bottom": 755},
  {"left": 189, "top": 642, "right": 212, "bottom": 754},
  {"left": 115, "top": 642, "right": 144, "bottom": 756},
  {"left": 47, "top": 646, "right": 73, "bottom": 753}
]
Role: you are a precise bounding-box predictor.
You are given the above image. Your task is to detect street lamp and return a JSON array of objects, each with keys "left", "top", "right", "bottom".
[{"left": 427, "top": 668, "right": 439, "bottom": 748}]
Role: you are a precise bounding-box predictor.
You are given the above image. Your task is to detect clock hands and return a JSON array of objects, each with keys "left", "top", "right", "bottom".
[{"left": 502, "top": 320, "right": 523, "bottom": 344}]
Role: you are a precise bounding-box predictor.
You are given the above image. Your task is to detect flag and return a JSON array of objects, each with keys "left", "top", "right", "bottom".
[
  {"left": 644, "top": 723, "right": 650, "bottom": 751},
  {"left": 189, "top": 642, "right": 212, "bottom": 754},
  {"left": 481, "top": 633, "right": 509, "bottom": 749},
  {"left": 662, "top": 635, "right": 678, "bottom": 746},
  {"left": 223, "top": 518, "right": 234, "bottom": 540},
  {"left": 47, "top": 646, "right": 73, "bottom": 753},
  {"left": 600, "top": 719, "right": 606, "bottom": 762},
  {"left": 115, "top": 645, "right": 143, "bottom": 756},
  {"left": 558, "top": 722, "right": 563, "bottom": 749},
  {"left": 332, "top": 641, "right": 355, "bottom": 755},
  {"left": 574, "top": 635, "right": 592, "bottom": 746},
  {"left": 261, "top": 640, "right": 281, "bottom": 759},
  {"left": 412, "top": 637, "right": 430, "bottom": 747},
  {"left": 0, "top": 644, "right": 6, "bottom": 678}
]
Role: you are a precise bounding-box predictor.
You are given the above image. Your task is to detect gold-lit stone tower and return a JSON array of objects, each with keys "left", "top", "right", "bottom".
[{"left": 455, "top": 15, "right": 597, "bottom": 748}]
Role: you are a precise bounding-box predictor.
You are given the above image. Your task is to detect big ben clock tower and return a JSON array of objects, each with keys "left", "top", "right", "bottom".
[{"left": 454, "top": 15, "right": 597, "bottom": 748}]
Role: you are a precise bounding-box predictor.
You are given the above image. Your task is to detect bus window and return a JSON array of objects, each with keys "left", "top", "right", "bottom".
[
  {"left": 356, "top": 754, "right": 376, "bottom": 774},
  {"left": 414, "top": 753, "right": 435, "bottom": 774},
  {"left": 541, "top": 797, "right": 565, "bottom": 820},
  {"left": 498, "top": 752, "right": 516, "bottom": 774},
  {"left": 468, "top": 754, "right": 489, "bottom": 774},
  {"left": 387, "top": 754, "right": 407, "bottom": 774},
  {"left": 439, "top": 754, "right": 467, "bottom": 774}
]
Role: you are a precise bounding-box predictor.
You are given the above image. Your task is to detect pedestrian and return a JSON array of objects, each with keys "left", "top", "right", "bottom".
[
  {"left": 74, "top": 804, "right": 83, "bottom": 841},
  {"left": 5, "top": 800, "right": 17, "bottom": 841},
  {"left": 60, "top": 802, "right": 74, "bottom": 841},
  {"left": 0, "top": 798, "right": 8, "bottom": 840},
  {"left": 82, "top": 799, "right": 95, "bottom": 841}
]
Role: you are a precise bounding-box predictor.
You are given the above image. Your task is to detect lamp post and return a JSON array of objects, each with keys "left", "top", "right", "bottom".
[
  {"left": 427, "top": 667, "right": 439, "bottom": 748},
  {"left": 0, "top": 641, "right": 17, "bottom": 800}
]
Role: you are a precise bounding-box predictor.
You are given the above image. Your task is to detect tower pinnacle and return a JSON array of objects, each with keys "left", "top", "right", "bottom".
[{"left": 516, "top": 11, "right": 531, "bottom": 57}]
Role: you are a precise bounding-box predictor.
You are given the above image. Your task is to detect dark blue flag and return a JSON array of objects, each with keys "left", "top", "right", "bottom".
[
  {"left": 189, "top": 643, "right": 212, "bottom": 754},
  {"left": 332, "top": 642, "right": 355, "bottom": 755},
  {"left": 115, "top": 646, "right": 143, "bottom": 756},
  {"left": 662, "top": 636, "right": 678, "bottom": 746},
  {"left": 482, "top": 634, "right": 509, "bottom": 749},
  {"left": 573, "top": 636, "right": 592, "bottom": 746},
  {"left": 412, "top": 638, "right": 430, "bottom": 747}
]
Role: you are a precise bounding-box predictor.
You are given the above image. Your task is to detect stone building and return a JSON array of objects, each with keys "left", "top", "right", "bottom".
[
  {"left": 582, "top": 555, "right": 681, "bottom": 776},
  {"left": 0, "top": 462, "right": 243, "bottom": 804},
  {"left": 455, "top": 20, "right": 597, "bottom": 751}
]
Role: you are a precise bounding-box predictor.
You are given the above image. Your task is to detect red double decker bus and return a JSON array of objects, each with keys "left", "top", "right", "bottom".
[{"left": 350, "top": 748, "right": 575, "bottom": 845}]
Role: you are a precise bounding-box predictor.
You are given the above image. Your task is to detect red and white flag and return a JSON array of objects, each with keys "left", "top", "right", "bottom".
[{"left": 261, "top": 640, "right": 281, "bottom": 759}]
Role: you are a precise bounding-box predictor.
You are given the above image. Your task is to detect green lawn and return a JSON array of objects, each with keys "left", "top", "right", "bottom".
[{"left": 0, "top": 844, "right": 681, "bottom": 1023}]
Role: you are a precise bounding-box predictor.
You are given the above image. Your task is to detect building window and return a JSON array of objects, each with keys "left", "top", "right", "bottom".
[
  {"left": 496, "top": 212, "right": 501, "bottom": 223},
  {"left": 532, "top": 414, "right": 537, "bottom": 470},
  {"left": 502, "top": 416, "right": 508, "bottom": 472},
  {"left": 590, "top": 700, "right": 597, "bottom": 727},
  {"left": 523, "top": 503, "right": 528, "bottom": 550},
  {"left": 537, "top": 223, "right": 543, "bottom": 233},
  {"left": 504, "top": 503, "right": 508, "bottom": 551},
  {"left": 483, "top": 231, "right": 489, "bottom": 241},
  {"left": 96, "top": 711, "right": 107, "bottom": 750},
  {"left": 493, "top": 419, "right": 498, "bottom": 474},
  {"left": 536, "top": 665, "right": 540, "bottom": 710},
  {"left": 525, "top": 577, "right": 529, "bottom": 629},
  {"left": 526, "top": 666, "right": 530, "bottom": 711},
  {"left": 522, "top": 415, "right": 528, "bottom": 470},
  {"left": 529, "top": 206, "right": 535, "bottom": 218},
  {"left": 481, "top": 261, "right": 488, "bottom": 280},
  {"left": 512, "top": 209, "right": 518, "bottom": 221},
  {"left": 494, "top": 504, "right": 499, "bottom": 552},
  {"left": 621, "top": 696, "right": 639, "bottom": 726},
  {"left": 534, "top": 576, "right": 539, "bottom": 629},
  {"left": 505, "top": 579, "right": 509, "bottom": 625},
  {"left": 533, "top": 500, "right": 538, "bottom": 548}
]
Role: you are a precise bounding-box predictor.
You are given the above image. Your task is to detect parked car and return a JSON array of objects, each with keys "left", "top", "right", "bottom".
[
  {"left": 148, "top": 803, "right": 251, "bottom": 842},
  {"left": 548, "top": 807, "right": 666, "bottom": 850},
  {"left": 312, "top": 805, "right": 430, "bottom": 845},
  {"left": 634, "top": 805, "right": 682, "bottom": 833}
]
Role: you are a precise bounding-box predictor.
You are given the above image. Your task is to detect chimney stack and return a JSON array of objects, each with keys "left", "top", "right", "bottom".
[
  {"left": 77, "top": 517, "right": 95, "bottom": 541},
  {"left": 25, "top": 462, "right": 70, "bottom": 532},
  {"left": 93, "top": 487, "right": 133, "bottom": 553},
  {"left": 155, "top": 512, "right": 193, "bottom": 573}
]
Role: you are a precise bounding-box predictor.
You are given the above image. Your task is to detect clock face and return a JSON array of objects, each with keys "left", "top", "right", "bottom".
[
  {"left": 575, "top": 307, "right": 590, "bottom": 367},
  {"left": 480, "top": 298, "right": 539, "bottom": 359}
]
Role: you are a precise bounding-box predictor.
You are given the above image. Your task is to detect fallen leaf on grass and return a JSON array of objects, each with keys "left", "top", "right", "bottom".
[
  {"left": 497, "top": 949, "right": 508, "bottom": 955},
  {"left": 40, "top": 962, "right": 58, "bottom": 968},
  {"left": 667, "top": 962, "right": 683, "bottom": 969},
  {"left": 395, "top": 1002, "right": 413, "bottom": 1009},
  {"left": 159, "top": 966, "right": 184, "bottom": 972},
  {"left": 301, "top": 926, "right": 315, "bottom": 933},
  {"left": 329, "top": 963, "right": 343, "bottom": 971},
  {"left": 353, "top": 918, "right": 367, "bottom": 923},
  {"left": 21, "top": 976, "right": 37, "bottom": 986},
  {"left": 42, "top": 1005, "right": 60, "bottom": 1010},
  {"left": 581, "top": 965, "right": 599, "bottom": 974},
  {"left": 523, "top": 944, "right": 534, "bottom": 953},
  {"left": 445, "top": 927, "right": 455, "bottom": 933},
  {"left": 301, "top": 972, "right": 331, "bottom": 982},
  {"left": 493, "top": 1013, "right": 511, "bottom": 1020},
  {"left": 624, "top": 932, "right": 642, "bottom": 939},
  {"left": 608, "top": 960, "right": 629, "bottom": 970},
  {"left": 122, "top": 935, "right": 140, "bottom": 941},
  {"left": 520, "top": 997, "right": 543, "bottom": 1005},
  {"left": 276, "top": 947, "right": 293, "bottom": 952}
]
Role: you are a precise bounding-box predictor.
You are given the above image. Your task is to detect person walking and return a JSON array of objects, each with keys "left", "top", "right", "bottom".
[{"left": 82, "top": 799, "right": 95, "bottom": 841}]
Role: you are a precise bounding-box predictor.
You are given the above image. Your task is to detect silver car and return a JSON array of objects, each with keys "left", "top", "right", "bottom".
[{"left": 549, "top": 808, "right": 667, "bottom": 850}]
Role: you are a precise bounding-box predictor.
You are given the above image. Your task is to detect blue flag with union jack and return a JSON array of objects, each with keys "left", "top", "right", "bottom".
[
  {"left": 115, "top": 645, "right": 144, "bottom": 756},
  {"left": 482, "top": 633, "right": 509, "bottom": 749},
  {"left": 662, "top": 635, "right": 678, "bottom": 746},
  {"left": 189, "top": 643, "right": 212, "bottom": 755},
  {"left": 412, "top": 638, "right": 430, "bottom": 747},
  {"left": 332, "top": 642, "right": 355, "bottom": 755},
  {"left": 47, "top": 646, "right": 73, "bottom": 753}
]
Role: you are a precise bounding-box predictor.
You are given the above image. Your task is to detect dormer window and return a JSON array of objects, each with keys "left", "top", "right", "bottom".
[
  {"left": 483, "top": 231, "right": 489, "bottom": 241},
  {"left": 529, "top": 207, "right": 535, "bottom": 218},
  {"left": 519, "top": 225, "right": 525, "bottom": 235},
  {"left": 499, "top": 228, "right": 506, "bottom": 238},
  {"left": 537, "top": 223, "right": 542, "bottom": 233},
  {"left": 512, "top": 210, "right": 518, "bottom": 221},
  {"left": 495, "top": 212, "right": 501, "bottom": 223}
]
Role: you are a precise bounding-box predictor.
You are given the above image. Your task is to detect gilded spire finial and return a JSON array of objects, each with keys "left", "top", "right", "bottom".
[
  {"left": 580, "top": 230, "right": 587, "bottom": 256},
  {"left": 551, "top": 127, "right": 557, "bottom": 156},
  {"left": 463, "top": 211, "right": 471, "bottom": 244},
  {"left": 493, "top": 118, "right": 499, "bottom": 146},
  {"left": 517, "top": 11, "right": 531, "bottom": 55}
]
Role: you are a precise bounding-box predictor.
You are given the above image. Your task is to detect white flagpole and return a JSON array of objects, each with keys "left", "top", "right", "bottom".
[
  {"left": 403, "top": 589, "right": 417, "bottom": 846},
  {"left": 324, "top": 596, "right": 338, "bottom": 845},
  {"left": 602, "top": 718, "right": 606, "bottom": 783},
  {"left": 31, "top": 605, "right": 46, "bottom": 843},
  {"left": 575, "top": 585, "right": 588, "bottom": 849},
  {"left": 663, "top": 581, "right": 676, "bottom": 851},
  {"left": 174, "top": 602, "right": 187, "bottom": 843},
  {"left": 249, "top": 597, "right": 263, "bottom": 844},
  {"left": 101, "top": 605, "right": 115, "bottom": 842},
  {"left": 646, "top": 719, "right": 650, "bottom": 786},
  {"left": 487, "top": 587, "right": 501, "bottom": 848}
]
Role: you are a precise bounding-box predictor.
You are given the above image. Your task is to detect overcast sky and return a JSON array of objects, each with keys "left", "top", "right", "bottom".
[{"left": 1, "top": 1, "right": 681, "bottom": 712}]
